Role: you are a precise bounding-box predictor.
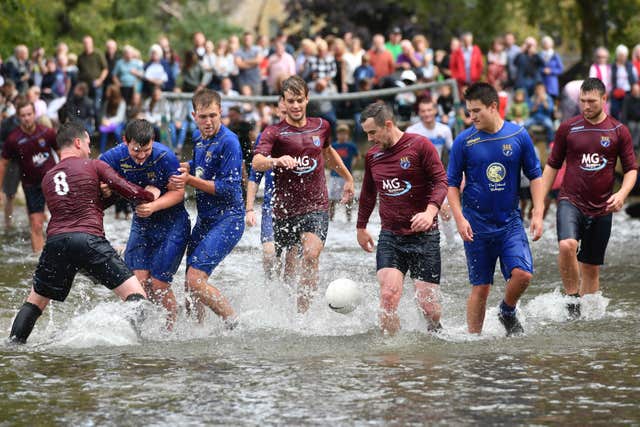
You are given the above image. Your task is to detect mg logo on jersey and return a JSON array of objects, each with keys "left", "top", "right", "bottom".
[
  {"left": 31, "top": 152, "right": 50, "bottom": 167},
  {"left": 600, "top": 136, "right": 611, "bottom": 147},
  {"left": 381, "top": 178, "right": 412, "bottom": 197},
  {"left": 580, "top": 153, "right": 607, "bottom": 171},
  {"left": 399, "top": 156, "right": 411, "bottom": 169},
  {"left": 292, "top": 155, "right": 318, "bottom": 175},
  {"left": 502, "top": 144, "right": 513, "bottom": 156},
  {"left": 312, "top": 135, "right": 321, "bottom": 147}
]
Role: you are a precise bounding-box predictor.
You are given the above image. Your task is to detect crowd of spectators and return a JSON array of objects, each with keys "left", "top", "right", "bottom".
[{"left": 2, "top": 28, "right": 640, "bottom": 155}]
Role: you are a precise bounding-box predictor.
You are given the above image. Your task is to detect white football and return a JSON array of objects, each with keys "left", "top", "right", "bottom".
[{"left": 326, "top": 278, "right": 362, "bottom": 314}]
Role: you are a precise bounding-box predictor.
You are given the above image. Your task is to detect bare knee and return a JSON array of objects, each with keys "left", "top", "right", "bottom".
[
  {"left": 511, "top": 269, "right": 532, "bottom": 286},
  {"left": 558, "top": 239, "right": 578, "bottom": 257}
]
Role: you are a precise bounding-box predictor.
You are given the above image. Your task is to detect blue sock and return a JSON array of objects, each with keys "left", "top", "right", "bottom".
[{"left": 500, "top": 300, "right": 516, "bottom": 317}]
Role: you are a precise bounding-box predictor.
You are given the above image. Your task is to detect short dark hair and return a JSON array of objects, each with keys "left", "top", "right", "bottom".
[
  {"left": 581, "top": 77, "right": 606, "bottom": 96},
  {"left": 192, "top": 88, "right": 221, "bottom": 111},
  {"left": 418, "top": 97, "right": 436, "bottom": 108},
  {"left": 56, "top": 121, "right": 87, "bottom": 149},
  {"left": 464, "top": 82, "right": 499, "bottom": 107},
  {"left": 281, "top": 75, "right": 308, "bottom": 98},
  {"left": 359, "top": 101, "right": 394, "bottom": 127},
  {"left": 124, "top": 119, "right": 154, "bottom": 146}
]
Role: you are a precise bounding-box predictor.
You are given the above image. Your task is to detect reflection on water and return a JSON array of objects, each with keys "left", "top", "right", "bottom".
[{"left": 1, "top": 203, "right": 639, "bottom": 425}]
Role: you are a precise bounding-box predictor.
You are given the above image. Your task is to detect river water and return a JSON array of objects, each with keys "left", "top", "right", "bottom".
[{"left": 1, "top": 196, "right": 639, "bottom": 425}]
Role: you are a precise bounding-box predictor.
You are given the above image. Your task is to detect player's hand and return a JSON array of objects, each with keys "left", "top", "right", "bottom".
[
  {"left": 273, "top": 155, "right": 297, "bottom": 170},
  {"left": 135, "top": 202, "right": 156, "bottom": 218},
  {"left": 99, "top": 182, "right": 112, "bottom": 199},
  {"left": 439, "top": 201, "right": 451, "bottom": 222},
  {"left": 340, "top": 179, "right": 355, "bottom": 204},
  {"left": 168, "top": 162, "right": 190, "bottom": 190},
  {"left": 245, "top": 209, "right": 256, "bottom": 227},
  {"left": 145, "top": 185, "right": 161, "bottom": 200},
  {"left": 606, "top": 192, "right": 625, "bottom": 213},
  {"left": 410, "top": 211, "right": 435, "bottom": 232},
  {"left": 456, "top": 217, "right": 474, "bottom": 242},
  {"left": 357, "top": 228, "right": 375, "bottom": 253},
  {"left": 530, "top": 210, "right": 544, "bottom": 241}
]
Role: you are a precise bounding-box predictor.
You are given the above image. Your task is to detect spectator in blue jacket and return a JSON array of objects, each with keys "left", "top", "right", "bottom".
[{"left": 539, "top": 36, "right": 564, "bottom": 101}]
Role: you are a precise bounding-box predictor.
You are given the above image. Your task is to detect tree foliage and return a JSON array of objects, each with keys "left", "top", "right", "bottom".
[{"left": 0, "top": 0, "right": 240, "bottom": 59}]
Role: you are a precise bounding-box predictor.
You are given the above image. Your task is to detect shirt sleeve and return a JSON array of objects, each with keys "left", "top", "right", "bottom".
[
  {"left": 443, "top": 126, "right": 454, "bottom": 152},
  {"left": 47, "top": 128, "right": 59, "bottom": 151},
  {"left": 447, "top": 135, "right": 465, "bottom": 188},
  {"left": 249, "top": 133, "right": 265, "bottom": 184},
  {"left": 421, "top": 140, "right": 448, "bottom": 207},
  {"left": 356, "top": 153, "right": 377, "bottom": 229},
  {"left": 618, "top": 124, "right": 639, "bottom": 173},
  {"left": 520, "top": 131, "right": 543, "bottom": 180},
  {"left": 253, "top": 125, "right": 275, "bottom": 157},
  {"left": 2, "top": 133, "right": 15, "bottom": 160},
  {"left": 547, "top": 122, "right": 568, "bottom": 169},
  {"left": 95, "top": 160, "right": 155, "bottom": 203},
  {"left": 214, "top": 134, "right": 243, "bottom": 198}
]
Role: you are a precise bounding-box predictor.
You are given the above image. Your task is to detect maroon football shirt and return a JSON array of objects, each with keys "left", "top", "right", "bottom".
[
  {"left": 2, "top": 124, "right": 58, "bottom": 187},
  {"left": 43, "top": 157, "right": 155, "bottom": 237},
  {"left": 357, "top": 132, "right": 448, "bottom": 235},
  {"left": 548, "top": 115, "right": 638, "bottom": 216},
  {"left": 254, "top": 117, "right": 332, "bottom": 219}
]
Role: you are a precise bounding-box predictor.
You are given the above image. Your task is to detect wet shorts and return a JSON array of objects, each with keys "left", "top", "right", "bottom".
[
  {"left": 187, "top": 213, "right": 245, "bottom": 275},
  {"left": 23, "top": 184, "right": 46, "bottom": 214},
  {"left": 3, "top": 159, "right": 20, "bottom": 197},
  {"left": 33, "top": 232, "right": 133, "bottom": 301},
  {"left": 376, "top": 229, "right": 441, "bottom": 283},
  {"left": 557, "top": 199, "right": 612, "bottom": 265},
  {"left": 464, "top": 222, "right": 533, "bottom": 285},
  {"left": 125, "top": 210, "right": 190, "bottom": 283},
  {"left": 274, "top": 210, "right": 329, "bottom": 250}
]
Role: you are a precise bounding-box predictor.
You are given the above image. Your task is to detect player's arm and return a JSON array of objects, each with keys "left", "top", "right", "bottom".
[
  {"left": 446, "top": 137, "right": 473, "bottom": 241},
  {"left": 0, "top": 157, "right": 8, "bottom": 192},
  {"left": 323, "top": 146, "right": 354, "bottom": 203},
  {"left": 608, "top": 126, "right": 639, "bottom": 212},
  {"left": 252, "top": 153, "right": 297, "bottom": 172},
  {"left": 356, "top": 156, "right": 376, "bottom": 253},
  {"left": 529, "top": 177, "right": 544, "bottom": 241},
  {"left": 95, "top": 160, "right": 156, "bottom": 204},
  {"left": 411, "top": 142, "right": 448, "bottom": 232}
]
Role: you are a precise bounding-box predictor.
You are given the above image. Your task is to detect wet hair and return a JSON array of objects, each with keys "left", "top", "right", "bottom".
[
  {"left": 56, "top": 121, "right": 87, "bottom": 149},
  {"left": 191, "top": 88, "right": 221, "bottom": 111},
  {"left": 464, "top": 82, "right": 499, "bottom": 107},
  {"left": 281, "top": 75, "right": 309, "bottom": 98},
  {"left": 359, "top": 101, "right": 394, "bottom": 127},
  {"left": 124, "top": 119, "right": 154, "bottom": 146},
  {"left": 581, "top": 77, "right": 606, "bottom": 96}
]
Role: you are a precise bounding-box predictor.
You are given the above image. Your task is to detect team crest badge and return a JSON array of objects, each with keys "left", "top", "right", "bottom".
[
  {"left": 38, "top": 138, "right": 46, "bottom": 148},
  {"left": 502, "top": 144, "right": 513, "bottom": 156},
  {"left": 400, "top": 156, "right": 411, "bottom": 169},
  {"left": 600, "top": 136, "right": 611, "bottom": 147},
  {"left": 312, "top": 135, "right": 321, "bottom": 147},
  {"left": 205, "top": 151, "right": 213, "bottom": 163}
]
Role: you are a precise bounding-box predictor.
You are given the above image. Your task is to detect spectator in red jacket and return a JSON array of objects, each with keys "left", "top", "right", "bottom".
[{"left": 450, "top": 32, "right": 483, "bottom": 89}]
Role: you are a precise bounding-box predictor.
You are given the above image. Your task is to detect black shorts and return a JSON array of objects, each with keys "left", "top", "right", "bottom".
[
  {"left": 557, "top": 199, "right": 612, "bottom": 265},
  {"left": 3, "top": 160, "right": 20, "bottom": 197},
  {"left": 376, "top": 229, "right": 441, "bottom": 283},
  {"left": 23, "top": 184, "right": 46, "bottom": 214},
  {"left": 33, "top": 232, "right": 134, "bottom": 301},
  {"left": 274, "top": 210, "right": 329, "bottom": 250}
]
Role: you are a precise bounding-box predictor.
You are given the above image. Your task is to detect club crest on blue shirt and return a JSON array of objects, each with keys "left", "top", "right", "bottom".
[
  {"left": 205, "top": 151, "right": 213, "bottom": 163},
  {"left": 486, "top": 162, "right": 506, "bottom": 183},
  {"left": 600, "top": 136, "right": 611, "bottom": 147},
  {"left": 502, "top": 144, "right": 513, "bottom": 157},
  {"left": 400, "top": 156, "right": 411, "bottom": 169},
  {"left": 312, "top": 135, "right": 321, "bottom": 147}
]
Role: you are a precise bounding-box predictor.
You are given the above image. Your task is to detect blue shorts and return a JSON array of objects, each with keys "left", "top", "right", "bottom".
[
  {"left": 261, "top": 205, "right": 274, "bottom": 244},
  {"left": 464, "top": 223, "right": 533, "bottom": 285},
  {"left": 124, "top": 210, "right": 190, "bottom": 283},
  {"left": 187, "top": 213, "right": 244, "bottom": 275}
]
